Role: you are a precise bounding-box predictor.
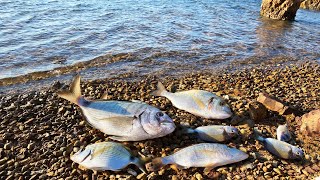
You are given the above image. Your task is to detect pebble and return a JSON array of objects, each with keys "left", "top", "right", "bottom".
[{"left": 0, "top": 63, "right": 319, "bottom": 179}]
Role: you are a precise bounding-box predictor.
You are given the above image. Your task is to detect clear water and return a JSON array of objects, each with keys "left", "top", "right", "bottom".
[{"left": 0, "top": 0, "right": 319, "bottom": 81}]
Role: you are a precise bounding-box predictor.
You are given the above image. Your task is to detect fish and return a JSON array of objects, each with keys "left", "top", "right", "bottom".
[
  {"left": 276, "top": 124, "right": 292, "bottom": 142},
  {"left": 254, "top": 128, "right": 303, "bottom": 160},
  {"left": 186, "top": 125, "right": 239, "bottom": 142},
  {"left": 57, "top": 75, "right": 176, "bottom": 141},
  {"left": 151, "top": 82, "right": 232, "bottom": 119},
  {"left": 145, "top": 143, "right": 248, "bottom": 173},
  {"left": 71, "top": 142, "right": 146, "bottom": 173}
]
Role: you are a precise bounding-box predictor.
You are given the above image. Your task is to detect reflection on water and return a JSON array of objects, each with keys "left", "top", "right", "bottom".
[
  {"left": 255, "top": 18, "right": 294, "bottom": 57},
  {"left": 0, "top": 0, "right": 319, "bottom": 81}
]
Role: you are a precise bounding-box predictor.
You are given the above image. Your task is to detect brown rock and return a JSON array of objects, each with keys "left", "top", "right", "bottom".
[
  {"left": 299, "top": 109, "right": 320, "bottom": 136},
  {"left": 248, "top": 101, "right": 268, "bottom": 121},
  {"left": 257, "top": 92, "right": 295, "bottom": 115},
  {"left": 300, "top": 0, "right": 320, "bottom": 10},
  {"left": 261, "top": 0, "right": 302, "bottom": 20}
]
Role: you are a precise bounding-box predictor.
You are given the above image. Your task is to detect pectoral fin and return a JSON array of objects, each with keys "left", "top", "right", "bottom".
[{"left": 108, "top": 136, "right": 131, "bottom": 142}]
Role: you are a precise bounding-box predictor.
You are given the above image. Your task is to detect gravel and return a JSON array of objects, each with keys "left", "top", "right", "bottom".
[{"left": 0, "top": 62, "right": 319, "bottom": 179}]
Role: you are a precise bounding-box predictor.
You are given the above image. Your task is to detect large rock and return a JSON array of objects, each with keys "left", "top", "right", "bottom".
[
  {"left": 260, "top": 0, "right": 302, "bottom": 20},
  {"left": 298, "top": 109, "right": 320, "bottom": 136},
  {"left": 257, "top": 92, "right": 293, "bottom": 115},
  {"left": 300, "top": 0, "right": 320, "bottom": 10}
]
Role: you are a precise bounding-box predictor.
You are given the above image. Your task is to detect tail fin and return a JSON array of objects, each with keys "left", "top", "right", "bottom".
[
  {"left": 186, "top": 128, "right": 196, "bottom": 134},
  {"left": 253, "top": 127, "right": 265, "bottom": 142},
  {"left": 56, "top": 75, "right": 82, "bottom": 104},
  {"left": 151, "top": 81, "right": 167, "bottom": 97},
  {"left": 145, "top": 157, "right": 166, "bottom": 172}
]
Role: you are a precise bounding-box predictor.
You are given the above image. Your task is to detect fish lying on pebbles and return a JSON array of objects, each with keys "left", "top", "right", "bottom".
[
  {"left": 254, "top": 128, "right": 303, "bottom": 160},
  {"left": 145, "top": 143, "right": 248, "bottom": 173},
  {"left": 277, "top": 124, "right": 292, "bottom": 142},
  {"left": 71, "top": 142, "right": 146, "bottom": 173},
  {"left": 151, "top": 82, "right": 232, "bottom": 119},
  {"left": 186, "top": 125, "right": 239, "bottom": 142},
  {"left": 57, "top": 75, "right": 175, "bottom": 141}
]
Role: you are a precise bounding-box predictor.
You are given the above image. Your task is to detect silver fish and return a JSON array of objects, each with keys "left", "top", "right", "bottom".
[
  {"left": 71, "top": 142, "right": 146, "bottom": 173},
  {"left": 146, "top": 143, "right": 248, "bottom": 173},
  {"left": 187, "top": 125, "right": 239, "bottom": 142},
  {"left": 57, "top": 75, "right": 175, "bottom": 141},
  {"left": 277, "top": 124, "right": 292, "bottom": 142},
  {"left": 151, "top": 82, "right": 232, "bottom": 119},
  {"left": 254, "top": 128, "right": 303, "bottom": 160}
]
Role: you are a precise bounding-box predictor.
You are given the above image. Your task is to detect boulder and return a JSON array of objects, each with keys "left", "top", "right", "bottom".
[
  {"left": 300, "top": 0, "right": 320, "bottom": 10},
  {"left": 260, "top": 0, "right": 302, "bottom": 20},
  {"left": 298, "top": 109, "right": 320, "bottom": 136},
  {"left": 257, "top": 92, "right": 293, "bottom": 115}
]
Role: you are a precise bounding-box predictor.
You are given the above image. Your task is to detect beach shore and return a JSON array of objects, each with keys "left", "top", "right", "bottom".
[{"left": 0, "top": 62, "right": 319, "bottom": 179}]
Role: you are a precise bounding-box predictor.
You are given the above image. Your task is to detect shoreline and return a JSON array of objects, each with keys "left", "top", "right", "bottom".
[{"left": 0, "top": 62, "right": 319, "bottom": 179}]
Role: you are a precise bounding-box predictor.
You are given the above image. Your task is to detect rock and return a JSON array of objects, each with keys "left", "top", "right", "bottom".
[
  {"left": 137, "top": 173, "right": 146, "bottom": 179},
  {"left": 4, "top": 142, "right": 12, "bottom": 150},
  {"left": 257, "top": 92, "right": 294, "bottom": 115},
  {"left": 299, "top": 109, "right": 320, "bottom": 137},
  {"left": 248, "top": 101, "right": 268, "bottom": 121},
  {"left": 300, "top": 0, "right": 320, "bottom": 10},
  {"left": 260, "top": 0, "right": 302, "bottom": 20}
]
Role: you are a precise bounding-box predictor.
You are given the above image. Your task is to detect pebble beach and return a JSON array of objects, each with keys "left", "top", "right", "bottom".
[{"left": 0, "top": 62, "right": 320, "bottom": 180}]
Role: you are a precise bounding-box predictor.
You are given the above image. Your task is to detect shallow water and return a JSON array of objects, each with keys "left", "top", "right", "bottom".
[{"left": 0, "top": 0, "right": 319, "bottom": 82}]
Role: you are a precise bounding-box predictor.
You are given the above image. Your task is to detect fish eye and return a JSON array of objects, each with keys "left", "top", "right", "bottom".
[
  {"left": 156, "top": 112, "right": 164, "bottom": 117},
  {"left": 219, "top": 101, "right": 225, "bottom": 106}
]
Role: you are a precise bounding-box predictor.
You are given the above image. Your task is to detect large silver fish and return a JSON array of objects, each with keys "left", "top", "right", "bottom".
[
  {"left": 186, "top": 125, "right": 239, "bottom": 142},
  {"left": 71, "top": 142, "right": 146, "bottom": 173},
  {"left": 146, "top": 143, "right": 248, "bottom": 173},
  {"left": 57, "top": 75, "right": 176, "bottom": 141},
  {"left": 276, "top": 124, "right": 292, "bottom": 142},
  {"left": 254, "top": 128, "right": 303, "bottom": 160},
  {"left": 151, "top": 82, "right": 232, "bottom": 119}
]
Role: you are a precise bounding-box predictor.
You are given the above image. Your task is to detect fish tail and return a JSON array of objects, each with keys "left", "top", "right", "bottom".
[
  {"left": 56, "top": 74, "right": 82, "bottom": 105},
  {"left": 151, "top": 81, "right": 167, "bottom": 96},
  {"left": 253, "top": 128, "right": 265, "bottom": 142},
  {"left": 146, "top": 157, "right": 166, "bottom": 172},
  {"left": 186, "top": 128, "right": 196, "bottom": 134}
]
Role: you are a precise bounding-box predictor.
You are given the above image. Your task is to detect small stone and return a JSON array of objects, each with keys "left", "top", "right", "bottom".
[
  {"left": 137, "top": 173, "right": 146, "bottom": 179},
  {"left": 4, "top": 143, "right": 12, "bottom": 150},
  {"left": 195, "top": 172, "right": 203, "bottom": 180},
  {"left": 273, "top": 168, "right": 282, "bottom": 175},
  {"left": 263, "top": 166, "right": 268, "bottom": 172},
  {"left": 27, "top": 143, "right": 35, "bottom": 150},
  {"left": 171, "top": 175, "right": 178, "bottom": 180}
]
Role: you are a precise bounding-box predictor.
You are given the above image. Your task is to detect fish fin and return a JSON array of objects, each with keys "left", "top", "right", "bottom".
[
  {"left": 108, "top": 136, "right": 130, "bottom": 142},
  {"left": 151, "top": 81, "right": 167, "bottom": 96},
  {"left": 80, "top": 149, "right": 92, "bottom": 163},
  {"left": 253, "top": 128, "right": 265, "bottom": 142},
  {"left": 56, "top": 74, "right": 82, "bottom": 105},
  {"left": 186, "top": 128, "right": 196, "bottom": 134}
]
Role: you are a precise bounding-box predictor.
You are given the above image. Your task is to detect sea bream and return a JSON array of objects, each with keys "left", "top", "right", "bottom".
[
  {"left": 254, "top": 128, "right": 303, "bottom": 160},
  {"left": 151, "top": 82, "right": 232, "bottom": 119},
  {"left": 71, "top": 142, "right": 146, "bottom": 173},
  {"left": 57, "top": 75, "right": 176, "bottom": 141},
  {"left": 276, "top": 124, "right": 292, "bottom": 142},
  {"left": 186, "top": 125, "right": 239, "bottom": 142},
  {"left": 146, "top": 143, "right": 248, "bottom": 173}
]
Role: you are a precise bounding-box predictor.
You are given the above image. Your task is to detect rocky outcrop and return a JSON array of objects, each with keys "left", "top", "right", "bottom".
[
  {"left": 260, "top": 0, "right": 302, "bottom": 20},
  {"left": 298, "top": 109, "right": 320, "bottom": 137},
  {"left": 300, "top": 0, "right": 320, "bottom": 10}
]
